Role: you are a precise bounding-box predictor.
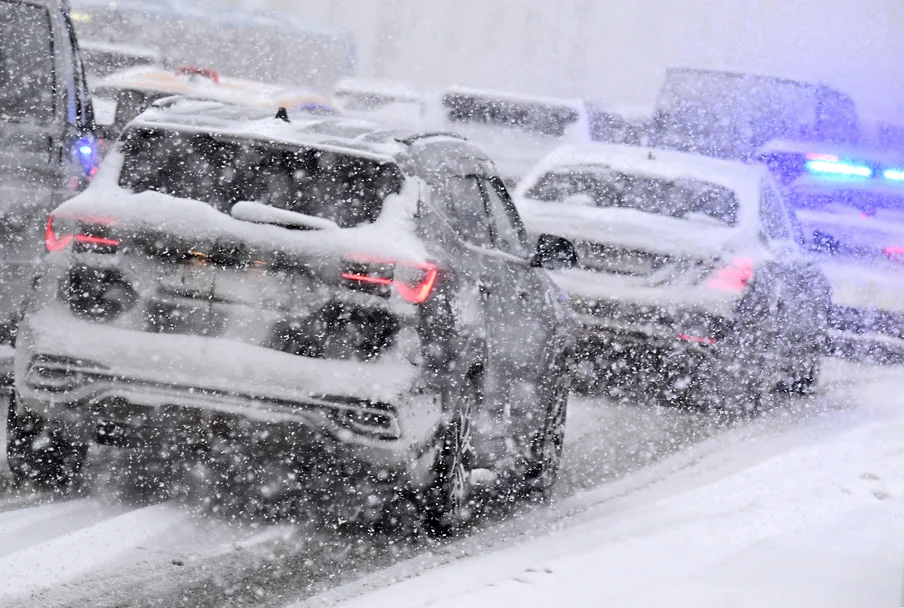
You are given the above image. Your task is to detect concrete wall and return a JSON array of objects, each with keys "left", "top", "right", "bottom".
[{"left": 241, "top": 0, "right": 904, "bottom": 120}]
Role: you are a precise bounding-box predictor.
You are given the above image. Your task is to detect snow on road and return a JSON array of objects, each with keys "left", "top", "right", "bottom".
[
  {"left": 0, "top": 359, "right": 899, "bottom": 607},
  {"left": 303, "top": 361, "right": 904, "bottom": 608}
]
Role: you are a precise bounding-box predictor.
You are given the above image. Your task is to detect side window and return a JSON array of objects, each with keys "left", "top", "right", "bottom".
[
  {"left": 481, "top": 177, "right": 530, "bottom": 258},
  {"left": 760, "top": 183, "right": 792, "bottom": 241},
  {"left": 64, "top": 14, "right": 93, "bottom": 129},
  {"left": 431, "top": 174, "right": 492, "bottom": 247},
  {"left": 0, "top": 1, "right": 56, "bottom": 124}
]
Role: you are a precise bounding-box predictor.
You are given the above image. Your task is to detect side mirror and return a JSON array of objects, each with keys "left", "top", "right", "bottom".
[
  {"left": 811, "top": 230, "right": 841, "bottom": 254},
  {"left": 531, "top": 234, "right": 578, "bottom": 270}
]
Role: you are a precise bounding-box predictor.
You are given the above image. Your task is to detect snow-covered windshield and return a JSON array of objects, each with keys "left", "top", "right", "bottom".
[
  {"left": 0, "top": 1, "right": 55, "bottom": 124},
  {"left": 118, "top": 128, "right": 402, "bottom": 227},
  {"left": 525, "top": 167, "right": 739, "bottom": 225}
]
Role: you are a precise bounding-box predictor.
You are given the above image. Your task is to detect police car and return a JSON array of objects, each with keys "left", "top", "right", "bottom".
[{"left": 758, "top": 140, "right": 904, "bottom": 360}]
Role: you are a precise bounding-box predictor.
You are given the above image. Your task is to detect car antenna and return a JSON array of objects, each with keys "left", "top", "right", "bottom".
[{"left": 275, "top": 107, "right": 290, "bottom": 123}]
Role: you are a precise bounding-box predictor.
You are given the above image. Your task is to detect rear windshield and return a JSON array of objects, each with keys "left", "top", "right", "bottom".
[
  {"left": 442, "top": 93, "right": 580, "bottom": 137},
  {"left": 118, "top": 128, "right": 402, "bottom": 227},
  {"left": 525, "top": 167, "right": 739, "bottom": 225},
  {"left": 0, "top": 1, "right": 56, "bottom": 124}
]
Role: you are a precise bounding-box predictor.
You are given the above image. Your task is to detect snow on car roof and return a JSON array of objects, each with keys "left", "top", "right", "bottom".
[
  {"left": 95, "top": 66, "right": 339, "bottom": 114},
  {"left": 127, "top": 98, "right": 411, "bottom": 162},
  {"left": 520, "top": 143, "right": 766, "bottom": 194}
]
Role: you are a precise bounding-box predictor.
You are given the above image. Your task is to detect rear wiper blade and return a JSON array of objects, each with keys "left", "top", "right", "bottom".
[{"left": 230, "top": 201, "right": 339, "bottom": 231}]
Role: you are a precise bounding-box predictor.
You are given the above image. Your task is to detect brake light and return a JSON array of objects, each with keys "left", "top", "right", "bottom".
[
  {"left": 341, "top": 255, "right": 439, "bottom": 304},
  {"left": 705, "top": 257, "right": 754, "bottom": 292},
  {"left": 46, "top": 214, "right": 120, "bottom": 253},
  {"left": 885, "top": 246, "right": 904, "bottom": 260},
  {"left": 677, "top": 334, "right": 716, "bottom": 345}
]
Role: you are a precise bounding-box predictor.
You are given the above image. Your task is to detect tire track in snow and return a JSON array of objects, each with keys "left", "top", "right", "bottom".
[
  {"left": 0, "top": 502, "right": 191, "bottom": 602},
  {"left": 0, "top": 498, "right": 107, "bottom": 559}
]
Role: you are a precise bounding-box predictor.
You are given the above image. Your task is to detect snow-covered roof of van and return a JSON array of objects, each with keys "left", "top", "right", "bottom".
[
  {"left": 523, "top": 143, "right": 767, "bottom": 191},
  {"left": 127, "top": 98, "right": 416, "bottom": 162}
]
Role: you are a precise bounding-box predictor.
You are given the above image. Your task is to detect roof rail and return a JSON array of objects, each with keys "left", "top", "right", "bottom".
[{"left": 395, "top": 132, "right": 468, "bottom": 145}]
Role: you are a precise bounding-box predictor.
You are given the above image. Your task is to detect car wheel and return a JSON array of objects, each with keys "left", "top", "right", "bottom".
[
  {"left": 713, "top": 302, "right": 780, "bottom": 413},
  {"left": 523, "top": 358, "right": 569, "bottom": 499},
  {"left": 6, "top": 393, "right": 87, "bottom": 490},
  {"left": 786, "top": 339, "right": 823, "bottom": 395},
  {"left": 422, "top": 369, "right": 479, "bottom": 535}
]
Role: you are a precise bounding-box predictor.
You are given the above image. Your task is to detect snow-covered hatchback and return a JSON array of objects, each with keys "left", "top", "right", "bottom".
[{"left": 8, "top": 99, "right": 576, "bottom": 528}]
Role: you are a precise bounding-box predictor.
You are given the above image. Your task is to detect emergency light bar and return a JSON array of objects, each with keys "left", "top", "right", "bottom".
[{"left": 804, "top": 159, "right": 873, "bottom": 178}]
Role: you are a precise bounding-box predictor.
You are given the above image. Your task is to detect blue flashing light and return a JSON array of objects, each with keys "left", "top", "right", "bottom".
[
  {"left": 884, "top": 168, "right": 904, "bottom": 182},
  {"left": 805, "top": 159, "right": 873, "bottom": 178},
  {"left": 73, "top": 137, "right": 98, "bottom": 177}
]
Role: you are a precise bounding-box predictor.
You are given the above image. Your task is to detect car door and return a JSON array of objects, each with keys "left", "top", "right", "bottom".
[
  {"left": 759, "top": 180, "right": 827, "bottom": 362},
  {"left": 476, "top": 174, "right": 561, "bottom": 444}
]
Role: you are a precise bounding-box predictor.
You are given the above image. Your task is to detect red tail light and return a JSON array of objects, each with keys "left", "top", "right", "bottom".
[
  {"left": 341, "top": 255, "right": 439, "bottom": 304},
  {"left": 677, "top": 334, "right": 716, "bottom": 345},
  {"left": 46, "top": 214, "right": 120, "bottom": 253},
  {"left": 884, "top": 246, "right": 904, "bottom": 259},
  {"left": 704, "top": 257, "right": 754, "bottom": 292}
]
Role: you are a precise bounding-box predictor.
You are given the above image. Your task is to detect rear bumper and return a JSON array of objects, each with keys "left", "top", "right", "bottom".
[
  {"left": 14, "top": 308, "right": 440, "bottom": 483},
  {"left": 568, "top": 298, "right": 739, "bottom": 397}
]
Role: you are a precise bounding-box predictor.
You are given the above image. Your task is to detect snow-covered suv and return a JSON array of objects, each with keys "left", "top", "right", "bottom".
[{"left": 8, "top": 99, "right": 576, "bottom": 529}]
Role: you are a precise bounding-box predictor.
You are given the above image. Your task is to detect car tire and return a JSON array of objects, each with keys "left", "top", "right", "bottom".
[
  {"left": 522, "top": 357, "right": 570, "bottom": 500},
  {"left": 713, "top": 293, "right": 781, "bottom": 414},
  {"left": 6, "top": 393, "right": 87, "bottom": 490},
  {"left": 422, "top": 369, "right": 479, "bottom": 535},
  {"left": 786, "top": 341, "right": 823, "bottom": 395}
]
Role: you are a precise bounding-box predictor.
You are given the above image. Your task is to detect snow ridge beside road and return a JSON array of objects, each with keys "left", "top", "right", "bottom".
[{"left": 303, "top": 363, "right": 904, "bottom": 608}]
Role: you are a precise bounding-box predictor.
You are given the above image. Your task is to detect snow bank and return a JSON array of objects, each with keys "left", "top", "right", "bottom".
[{"left": 310, "top": 365, "right": 904, "bottom": 608}]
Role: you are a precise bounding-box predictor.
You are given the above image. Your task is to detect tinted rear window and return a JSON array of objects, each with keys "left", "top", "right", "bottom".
[
  {"left": 119, "top": 129, "right": 402, "bottom": 227},
  {"left": 442, "top": 93, "right": 580, "bottom": 137},
  {"left": 0, "top": 1, "right": 56, "bottom": 124},
  {"left": 525, "top": 167, "right": 738, "bottom": 225}
]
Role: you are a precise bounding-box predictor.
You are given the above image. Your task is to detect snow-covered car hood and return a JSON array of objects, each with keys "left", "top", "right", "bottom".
[{"left": 516, "top": 197, "right": 738, "bottom": 259}]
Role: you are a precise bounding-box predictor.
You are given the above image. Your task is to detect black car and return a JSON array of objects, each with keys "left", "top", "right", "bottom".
[
  {"left": 9, "top": 99, "right": 576, "bottom": 530},
  {"left": 0, "top": 0, "right": 102, "bottom": 373}
]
